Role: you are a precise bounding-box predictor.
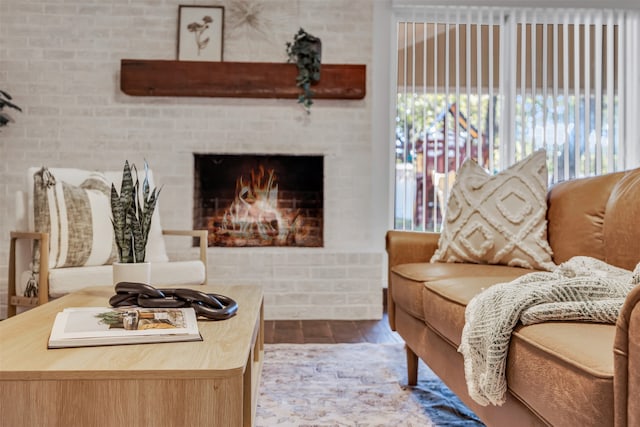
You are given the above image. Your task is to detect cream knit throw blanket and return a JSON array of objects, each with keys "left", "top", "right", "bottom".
[{"left": 459, "top": 256, "right": 640, "bottom": 406}]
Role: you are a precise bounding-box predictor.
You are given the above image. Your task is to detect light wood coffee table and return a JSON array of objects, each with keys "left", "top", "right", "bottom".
[{"left": 0, "top": 284, "right": 263, "bottom": 427}]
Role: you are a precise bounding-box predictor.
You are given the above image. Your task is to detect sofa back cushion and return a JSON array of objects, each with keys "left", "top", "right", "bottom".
[
  {"left": 603, "top": 168, "right": 640, "bottom": 270},
  {"left": 548, "top": 167, "right": 640, "bottom": 270},
  {"left": 547, "top": 171, "right": 624, "bottom": 265}
]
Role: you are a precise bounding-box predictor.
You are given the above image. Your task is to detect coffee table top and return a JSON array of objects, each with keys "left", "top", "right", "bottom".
[{"left": 0, "top": 284, "right": 263, "bottom": 381}]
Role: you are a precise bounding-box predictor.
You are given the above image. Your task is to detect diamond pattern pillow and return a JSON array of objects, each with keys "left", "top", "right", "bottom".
[
  {"left": 431, "top": 150, "right": 555, "bottom": 270},
  {"left": 33, "top": 167, "right": 117, "bottom": 269}
]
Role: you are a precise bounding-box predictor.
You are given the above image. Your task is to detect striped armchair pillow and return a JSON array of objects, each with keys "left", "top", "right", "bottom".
[{"left": 32, "top": 167, "right": 117, "bottom": 268}]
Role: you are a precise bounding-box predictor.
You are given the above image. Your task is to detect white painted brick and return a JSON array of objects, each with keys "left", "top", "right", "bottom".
[
  {"left": 77, "top": 5, "right": 112, "bottom": 16},
  {"left": 348, "top": 266, "right": 383, "bottom": 280},
  {"left": 331, "top": 280, "right": 373, "bottom": 293},
  {"left": 347, "top": 292, "right": 382, "bottom": 305},
  {"left": 272, "top": 266, "right": 310, "bottom": 279},
  {"left": 275, "top": 293, "right": 312, "bottom": 306},
  {"left": 310, "top": 266, "right": 348, "bottom": 280},
  {"left": 309, "top": 293, "right": 347, "bottom": 306},
  {"left": 44, "top": 5, "right": 78, "bottom": 15}
]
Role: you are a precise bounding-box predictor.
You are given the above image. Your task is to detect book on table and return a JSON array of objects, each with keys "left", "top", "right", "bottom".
[{"left": 48, "top": 306, "right": 202, "bottom": 349}]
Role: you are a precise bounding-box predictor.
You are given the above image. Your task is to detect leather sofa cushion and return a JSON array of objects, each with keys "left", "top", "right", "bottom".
[
  {"left": 422, "top": 272, "right": 529, "bottom": 346},
  {"left": 547, "top": 171, "right": 623, "bottom": 266},
  {"left": 391, "top": 262, "right": 528, "bottom": 324},
  {"left": 508, "top": 323, "right": 615, "bottom": 426},
  {"left": 603, "top": 167, "right": 640, "bottom": 270}
]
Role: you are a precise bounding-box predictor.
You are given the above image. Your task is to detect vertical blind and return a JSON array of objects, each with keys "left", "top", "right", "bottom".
[{"left": 393, "top": 6, "right": 627, "bottom": 232}]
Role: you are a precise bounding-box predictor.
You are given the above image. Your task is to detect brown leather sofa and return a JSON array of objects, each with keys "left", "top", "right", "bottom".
[{"left": 386, "top": 169, "right": 640, "bottom": 427}]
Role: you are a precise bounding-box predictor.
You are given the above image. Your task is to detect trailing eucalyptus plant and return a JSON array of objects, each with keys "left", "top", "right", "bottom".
[
  {"left": 0, "top": 90, "right": 22, "bottom": 128},
  {"left": 286, "top": 28, "right": 322, "bottom": 113},
  {"left": 110, "top": 160, "right": 161, "bottom": 263}
]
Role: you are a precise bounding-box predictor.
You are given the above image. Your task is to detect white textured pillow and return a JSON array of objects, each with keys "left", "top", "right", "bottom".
[
  {"left": 33, "top": 167, "right": 117, "bottom": 269},
  {"left": 431, "top": 150, "right": 555, "bottom": 270}
]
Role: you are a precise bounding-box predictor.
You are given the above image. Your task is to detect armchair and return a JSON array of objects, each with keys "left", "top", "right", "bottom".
[{"left": 6, "top": 166, "right": 208, "bottom": 318}]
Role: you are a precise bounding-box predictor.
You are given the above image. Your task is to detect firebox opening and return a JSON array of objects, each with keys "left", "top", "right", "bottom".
[{"left": 194, "top": 154, "right": 324, "bottom": 247}]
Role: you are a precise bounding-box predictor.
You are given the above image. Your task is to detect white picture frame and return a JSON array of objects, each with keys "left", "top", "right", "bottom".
[{"left": 178, "top": 5, "right": 224, "bottom": 62}]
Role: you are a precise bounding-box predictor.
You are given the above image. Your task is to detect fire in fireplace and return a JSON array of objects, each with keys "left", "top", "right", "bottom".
[{"left": 194, "top": 154, "right": 324, "bottom": 247}]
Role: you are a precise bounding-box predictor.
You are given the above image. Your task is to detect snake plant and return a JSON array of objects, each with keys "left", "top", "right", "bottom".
[{"left": 110, "top": 160, "right": 161, "bottom": 263}]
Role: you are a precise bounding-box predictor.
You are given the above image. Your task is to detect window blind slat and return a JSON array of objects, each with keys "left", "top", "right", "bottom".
[
  {"left": 595, "top": 14, "right": 603, "bottom": 174},
  {"left": 402, "top": 22, "right": 409, "bottom": 229},
  {"left": 542, "top": 21, "right": 548, "bottom": 157},
  {"left": 520, "top": 12, "right": 527, "bottom": 159},
  {"left": 617, "top": 13, "right": 625, "bottom": 171},
  {"left": 584, "top": 14, "right": 591, "bottom": 176},
  {"left": 531, "top": 13, "right": 538, "bottom": 150},
  {"left": 552, "top": 22, "right": 559, "bottom": 178},
  {"left": 509, "top": 9, "right": 517, "bottom": 167},
  {"left": 455, "top": 9, "right": 461, "bottom": 169},
  {"left": 433, "top": 21, "right": 440, "bottom": 230},
  {"left": 563, "top": 15, "right": 570, "bottom": 181},
  {"left": 489, "top": 10, "right": 496, "bottom": 172},
  {"left": 477, "top": 9, "right": 483, "bottom": 166},
  {"left": 573, "top": 12, "right": 581, "bottom": 178},
  {"left": 607, "top": 12, "right": 615, "bottom": 172},
  {"left": 445, "top": 16, "right": 451, "bottom": 177}
]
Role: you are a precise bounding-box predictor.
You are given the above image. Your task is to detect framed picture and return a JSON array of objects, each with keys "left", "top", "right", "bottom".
[{"left": 178, "top": 5, "right": 224, "bottom": 62}]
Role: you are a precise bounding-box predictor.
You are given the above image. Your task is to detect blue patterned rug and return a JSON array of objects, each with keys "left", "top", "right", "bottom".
[{"left": 256, "top": 343, "right": 485, "bottom": 427}]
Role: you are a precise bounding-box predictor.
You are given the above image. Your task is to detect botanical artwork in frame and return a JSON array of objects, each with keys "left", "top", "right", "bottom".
[{"left": 178, "top": 5, "right": 224, "bottom": 62}]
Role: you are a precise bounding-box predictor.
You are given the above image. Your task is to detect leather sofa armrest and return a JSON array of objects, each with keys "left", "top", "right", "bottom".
[
  {"left": 385, "top": 230, "right": 440, "bottom": 268},
  {"left": 7, "top": 231, "right": 50, "bottom": 318},
  {"left": 162, "top": 229, "right": 208, "bottom": 283},
  {"left": 614, "top": 284, "right": 640, "bottom": 427},
  {"left": 385, "top": 230, "right": 440, "bottom": 330}
]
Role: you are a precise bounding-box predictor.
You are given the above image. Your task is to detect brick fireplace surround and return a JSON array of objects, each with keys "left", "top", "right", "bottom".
[{"left": 0, "top": 0, "right": 384, "bottom": 320}]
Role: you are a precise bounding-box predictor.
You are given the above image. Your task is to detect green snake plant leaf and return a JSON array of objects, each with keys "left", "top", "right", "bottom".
[
  {"left": 110, "top": 184, "right": 126, "bottom": 262},
  {"left": 142, "top": 191, "right": 157, "bottom": 247},
  {"left": 130, "top": 184, "right": 146, "bottom": 263},
  {"left": 111, "top": 166, "right": 134, "bottom": 264},
  {"left": 138, "top": 160, "right": 161, "bottom": 261}
]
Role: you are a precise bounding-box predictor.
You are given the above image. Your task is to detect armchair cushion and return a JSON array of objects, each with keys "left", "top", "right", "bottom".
[
  {"left": 32, "top": 167, "right": 117, "bottom": 268},
  {"left": 43, "top": 261, "right": 206, "bottom": 297}
]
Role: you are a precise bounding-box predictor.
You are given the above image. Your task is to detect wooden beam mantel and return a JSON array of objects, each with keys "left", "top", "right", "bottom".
[{"left": 120, "top": 59, "right": 366, "bottom": 100}]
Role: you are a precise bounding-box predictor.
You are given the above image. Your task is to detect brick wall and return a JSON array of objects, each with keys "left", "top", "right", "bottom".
[{"left": 0, "top": 0, "right": 382, "bottom": 319}]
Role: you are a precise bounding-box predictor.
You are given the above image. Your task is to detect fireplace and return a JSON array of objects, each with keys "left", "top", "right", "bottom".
[{"left": 194, "top": 154, "right": 324, "bottom": 247}]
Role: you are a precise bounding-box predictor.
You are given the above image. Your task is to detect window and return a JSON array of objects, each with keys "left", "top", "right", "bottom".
[{"left": 393, "top": 7, "right": 630, "bottom": 232}]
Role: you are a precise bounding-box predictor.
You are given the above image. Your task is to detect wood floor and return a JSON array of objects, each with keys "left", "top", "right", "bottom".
[
  {"left": 264, "top": 291, "right": 404, "bottom": 344},
  {"left": 263, "top": 313, "right": 404, "bottom": 344}
]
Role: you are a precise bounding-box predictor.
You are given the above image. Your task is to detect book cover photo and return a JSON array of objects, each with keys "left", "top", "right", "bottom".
[{"left": 48, "top": 307, "right": 202, "bottom": 349}]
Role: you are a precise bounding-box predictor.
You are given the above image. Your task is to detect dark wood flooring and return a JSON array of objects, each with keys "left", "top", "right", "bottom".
[
  {"left": 264, "top": 290, "right": 404, "bottom": 344},
  {"left": 263, "top": 313, "right": 403, "bottom": 344}
]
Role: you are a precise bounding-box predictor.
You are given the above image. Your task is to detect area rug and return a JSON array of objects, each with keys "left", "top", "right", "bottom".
[{"left": 256, "top": 343, "right": 485, "bottom": 427}]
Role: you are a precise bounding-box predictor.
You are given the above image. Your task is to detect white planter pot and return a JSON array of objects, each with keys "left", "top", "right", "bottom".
[{"left": 112, "top": 261, "right": 151, "bottom": 286}]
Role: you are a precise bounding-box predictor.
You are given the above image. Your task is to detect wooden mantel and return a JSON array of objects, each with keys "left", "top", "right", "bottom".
[{"left": 120, "top": 59, "right": 366, "bottom": 99}]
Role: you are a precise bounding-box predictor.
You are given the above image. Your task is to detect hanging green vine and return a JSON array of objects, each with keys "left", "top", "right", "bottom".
[
  {"left": 0, "top": 90, "right": 22, "bottom": 128},
  {"left": 286, "top": 28, "right": 322, "bottom": 113}
]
